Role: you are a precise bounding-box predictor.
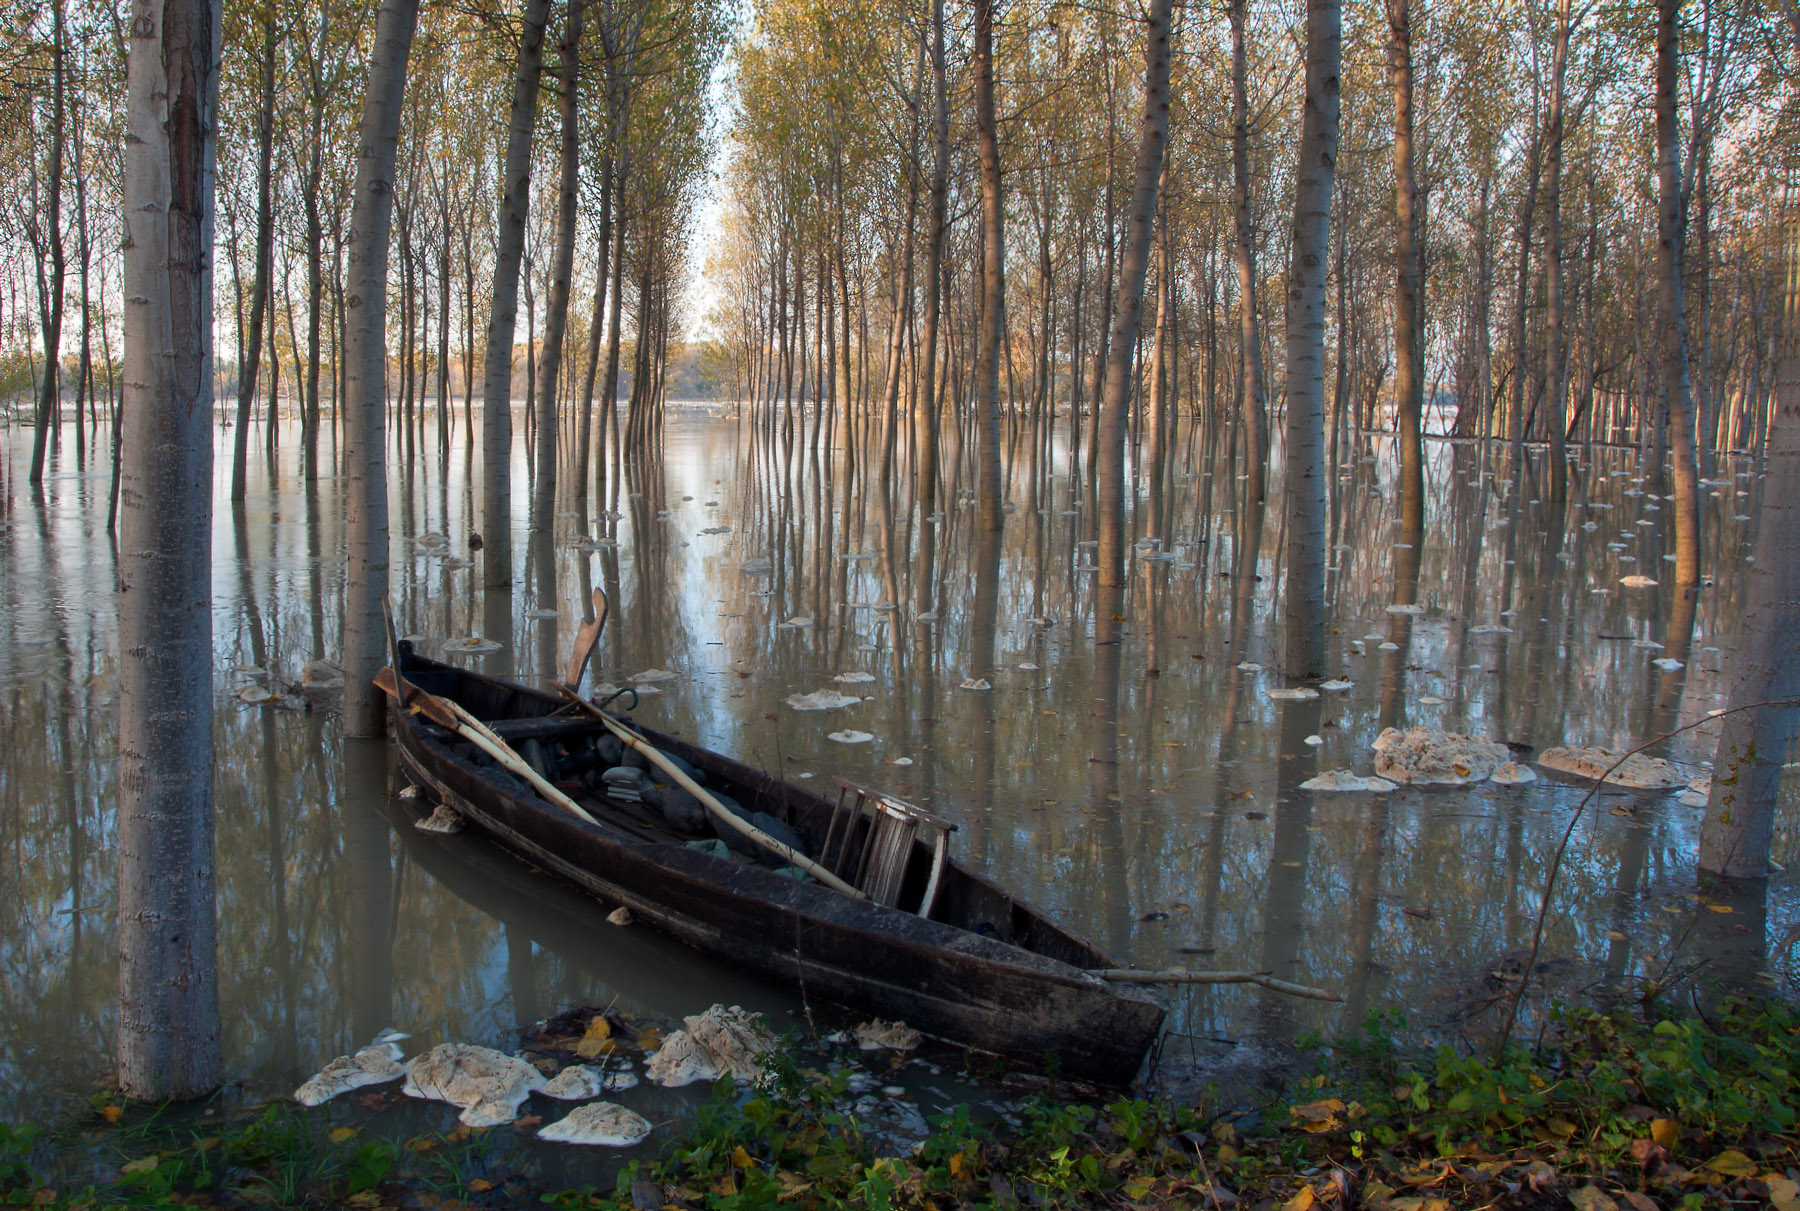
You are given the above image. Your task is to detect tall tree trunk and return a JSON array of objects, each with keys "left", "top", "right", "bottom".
[
  {"left": 973, "top": 0, "right": 1006, "bottom": 532},
  {"left": 340, "top": 0, "right": 421, "bottom": 737},
  {"left": 913, "top": 0, "right": 949, "bottom": 608},
  {"left": 117, "top": 0, "right": 223, "bottom": 1100},
  {"left": 481, "top": 0, "right": 553, "bottom": 586},
  {"left": 1097, "top": 0, "right": 1175, "bottom": 587},
  {"left": 1281, "top": 0, "right": 1342, "bottom": 677},
  {"left": 1388, "top": 0, "right": 1425, "bottom": 533},
  {"left": 28, "top": 0, "right": 66, "bottom": 489},
  {"left": 1699, "top": 178, "right": 1798, "bottom": 880},
  {"left": 1229, "top": 0, "right": 1268, "bottom": 507},
  {"left": 575, "top": 144, "right": 614, "bottom": 518},
  {"left": 231, "top": 10, "right": 277, "bottom": 502},
  {"left": 303, "top": 90, "right": 324, "bottom": 482},
  {"left": 1656, "top": 0, "right": 1703, "bottom": 588},
  {"left": 530, "top": 0, "right": 583, "bottom": 530},
  {"left": 1542, "top": 0, "right": 1572, "bottom": 498}
]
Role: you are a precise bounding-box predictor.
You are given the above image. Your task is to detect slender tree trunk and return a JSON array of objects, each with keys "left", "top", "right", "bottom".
[
  {"left": 1388, "top": 0, "right": 1425, "bottom": 532},
  {"left": 28, "top": 0, "right": 66, "bottom": 489},
  {"left": 231, "top": 12, "right": 277, "bottom": 502},
  {"left": 575, "top": 146, "right": 614, "bottom": 517},
  {"left": 913, "top": 0, "right": 949, "bottom": 607},
  {"left": 973, "top": 0, "right": 1006, "bottom": 532},
  {"left": 341, "top": 0, "right": 421, "bottom": 737},
  {"left": 1229, "top": 0, "right": 1268, "bottom": 507},
  {"left": 1097, "top": 0, "right": 1175, "bottom": 587},
  {"left": 117, "top": 0, "right": 223, "bottom": 1101},
  {"left": 1281, "top": 0, "right": 1342, "bottom": 677},
  {"left": 1699, "top": 181, "right": 1798, "bottom": 879},
  {"left": 1542, "top": 0, "right": 1572, "bottom": 498},
  {"left": 530, "top": 0, "right": 583, "bottom": 530},
  {"left": 481, "top": 0, "right": 553, "bottom": 586},
  {"left": 1656, "top": 0, "right": 1703, "bottom": 588}
]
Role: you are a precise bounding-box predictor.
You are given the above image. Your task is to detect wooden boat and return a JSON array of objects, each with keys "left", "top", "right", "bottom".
[{"left": 383, "top": 644, "right": 1166, "bottom": 1085}]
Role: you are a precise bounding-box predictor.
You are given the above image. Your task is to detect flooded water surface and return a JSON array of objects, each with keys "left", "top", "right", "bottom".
[{"left": 2, "top": 409, "right": 1795, "bottom": 1119}]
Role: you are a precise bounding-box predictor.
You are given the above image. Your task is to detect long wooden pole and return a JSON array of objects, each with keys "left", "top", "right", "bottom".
[
  {"left": 557, "top": 689, "right": 866, "bottom": 898},
  {"left": 1091, "top": 968, "right": 1341, "bottom": 1002}
]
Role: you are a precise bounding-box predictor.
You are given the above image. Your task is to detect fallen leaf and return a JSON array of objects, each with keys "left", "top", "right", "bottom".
[
  {"left": 1280, "top": 1185, "right": 1316, "bottom": 1211},
  {"left": 1650, "top": 1118, "right": 1680, "bottom": 1148},
  {"left": 1618, "top": 1193, "right": 1660, "bottom": 1211},
  {"left": 329, "top": 1126, "right": 358, "bottom": 1144},
  {"left": 1290, "top": 1099, "right": 1345, "bottom": 1133},
  {"left": 99, "top": 1104, "right": 124, "bottom": 1125},
  {"left": 120, "top": 1157, "right": 159, "bottom": 1176},
  {"left": 1767, "top": 1175, "right": 1800, "bottom": 1211},
  {"left": 468, "top": 1178, "right": 494, "bottom": 1192},
  {"left": 1568, "top": 1186, "right": 1618, "bottom": 1211},
  {"left": 1705, "top": 1150, "right": 1757, "bottom": 1178}
]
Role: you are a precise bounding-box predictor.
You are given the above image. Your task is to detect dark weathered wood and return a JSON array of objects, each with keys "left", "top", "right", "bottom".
[{"left": 383, "top": 649, "right": 1166, "bottom": 1085}]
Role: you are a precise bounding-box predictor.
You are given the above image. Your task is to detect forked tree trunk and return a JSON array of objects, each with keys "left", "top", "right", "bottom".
[
  {"left": 1388, "top": 0, "right": 1424, "bottom": 533},
  {"left": 340, "top": 0, "right": 421, "bottom": 738},
  {"left": 1656, "top": 0, "right": 1703, "bottom": 588},
  {"left": 117, "top": 0, "right": 223, "bottom": 1100},
  {"left": 973, "top": 0, "right": 1006, "bottom": 533},
  {"left": 1096, "top": 0, "right": 1175, "bottom": 587},
  {"left": 481, "top": 0, "right": 553, "bottom": 587},
  {"left": 1281, "top": 0, "right": 1342, "bottom": 677},
  {"left": 530, "top": 0, "right": 583, "bottom": 530}
]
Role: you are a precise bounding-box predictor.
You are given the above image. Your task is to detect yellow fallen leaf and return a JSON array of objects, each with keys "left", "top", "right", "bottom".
[
  {"left": 1705, "top": 1150, "right": 1757, "bottom": 1178},
  {"left": 1707, "top": 904, "right": 1734, "bottom": 914},
  {"left": 329, "top": 1127, "right": 358, "bottom": 1144},
  {"left": 732, "top": 1145, "right": 755, "bottom": 1170},
  {"left": 120, "top": 1157, "right": 159, "bottom": 1176},
  {"left": 192, "top": 1137, "right": 219, "bottom": 1153},
  {"left": 1281, "top": 1185, "right": 1316, "bottom": 1211},
  {"left": 1650, "top": 1118, "right": 1679, "bottom": 1148},
  {"left": 469, "top": 1178, "right": 493, "bottom": 1192},
  {"left": 635, "top": 1026, "right": 664, "bottom": 1052},
  {"left": 1547, "top": 1117, "right": 1578, "bottom": 1138},
  {"left": 575, "top": 1016, "right": 615, "bottom": 1060},
  {"left": 1766, "top": 1175, "right": 1799, "bottom": 1211},
  {"left": 99, "top": 1105, "right": 124, "bottom": 1125},
  {"left": 1290, "top": 1098, "right": 1345, "bottom": 1133},
  {"left": 1568, "top": 1185, "right": 1618, "bottom": 1211}
]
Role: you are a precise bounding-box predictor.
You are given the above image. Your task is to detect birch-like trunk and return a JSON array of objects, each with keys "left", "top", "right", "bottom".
[
  {"left": 117, "top": 0, "right": 223, "bottom": 1100},
  {"left": 1387, "top": 0, "right": 1424, "bottom": 533},
  {"left": 973, "top": 0, "right": 1006, "bottom": 533},
  {"left": 530, "top": 0, "right": 583, "bottom": 531},
  {"left": 340, "top": 0, "right": 421, "bottom": 737},
  {"left": 1698, "top": 177, "right": 1799, "bottom": 879},
  {"left": 1229, "top": 0, "right": 1268, "bottom": 508},
  {"left": 1656, "top": 0, "right": 1703, "bottom": 588},
  {"left": 1096, "top": 0, "right": 1175, "bottom": 587},
  {"left": 1281, "top": 0, "right": 1341, "bottom": 677},
  {"left": 481, "top": 0, "right": 553, "bottom": 587}
]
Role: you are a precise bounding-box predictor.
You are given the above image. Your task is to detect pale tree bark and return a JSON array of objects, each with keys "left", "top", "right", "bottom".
[
  {"left": 1656, "top": 0, "right": 1703, "bottom": 588},
  {"left": 340, "top": 0, "right": 421, "bottom": 738},
  {"left": 1698, "top": 169, "right": 1799, "bottom": 879},
  {"left": 482, "top": 0, "right": 554, "bottom": 586},
  {"left": 1096, "top": 0, "right": 1175, "bottom": 588},
  {"left": 1542, "top": 0, "right": 1571, "bottom": 499},
  {"left": 530, "top": 0, "right": 583, "bottom": 531},
  {"left": 1281, "top": 0, "right": 1341, "bottom": 678},
  {"left": 1387, "top": 0, "right": 1424, "bottom": 534},
  {"left": 913, "top": 0, "right": 949, "bottom": 613},
  {"left": 231, "top": 8, "right": 277, "bottom": 503},
  {"left": 117, "top": 0, "right": 223, "bottom": 1100},
  {"left": 973, "top": 0, "right": 1006, "bottom": 533},
  {"left": 1229, "top": 0, "right": 1268, "bottom": 508}
]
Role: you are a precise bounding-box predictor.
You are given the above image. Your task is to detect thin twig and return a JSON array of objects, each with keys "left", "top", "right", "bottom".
[{"left": 1494, "top": 697, "right": 1799, "bottom": 1059}]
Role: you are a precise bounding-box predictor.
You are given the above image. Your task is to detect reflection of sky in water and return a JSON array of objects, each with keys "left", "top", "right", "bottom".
[{"left": 1, "top": 411, "right": 1794, "bottom": 1114}]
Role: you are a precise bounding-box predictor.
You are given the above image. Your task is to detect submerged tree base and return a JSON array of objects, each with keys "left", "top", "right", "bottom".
[{"left": 5, "top": 1000, "right": 1796, "bottom": 1209}]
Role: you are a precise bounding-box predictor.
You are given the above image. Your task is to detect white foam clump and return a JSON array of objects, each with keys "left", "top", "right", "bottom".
[
  {"left": 630, "top": 668, "right": 680, "bottom": 683},
  {"left": 403, "top": 1043, "right": 545, "bottom": 1127},
  {"left": 855, "top": 1019, "right": 922, "bottom": 1051},
  {"left": 1372, "top": 727, "right": 1511, "bottom": 786},
  {"left": 1537, "top": 746, "right": 1685, "bottom": 789},
  {"left": 293, "top": 1043, "right": 406, "bottom": 1106},
  {"left": 827, "top": 730, "right": 874, "bottom": 744},
  {"left": 1489, "top": 762, "right": 1537, "bottom": 785},
  {"left": 1386, "top": 603, "right": 1427, "bottom": 616},
  {"left": 541, "top": 1064, "right": 640, "bottom": 1099},
  {"left": 1651, "top": 657, "right": 1685, "bottom": 671},
  {"left": 1621, "top": 575, "right": 1659, "bottom": 588},
  {"left": 1320, "top": 679, "right": 1353, "bottom": 692},
  {"left": 645, "top": 1005, "right": 776, "bottom": 1088},
  {"left": 538, "top": 1102, "right": 654, "bottom": 1147},
  {"left": 786, "top": 689, "right": 862, "bottom": 711},
  {"left": 414, "top": 804, "right": 465, "bottom": 834},
  {"left": 1299, "top": 770, "right": 1397, "bottom": 793},
  {"left": 959, "top": 678, "right": 992, "bottom": 691},
  {"left": 833, "top": 672, "right": 877, "bottom": 684},
  {"left": 1266, "top": 687, "right": 1320, "bottom": 701},
  {"left": 777, "top": 616, "right": 815, "bottom": 629}
]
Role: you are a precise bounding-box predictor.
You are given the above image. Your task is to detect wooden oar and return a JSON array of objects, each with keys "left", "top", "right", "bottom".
[
  {"left": 1090, "top": 968, "right": 1342, "bottom": 1002},
  {"left": 562, "top": 588, "right": 609, "bottom": 693},
  {"left": 554, "top": 687, "right": 866, "bottom": 899},
  {"left": 374, "top": 667, "right": 600, "bottom": 827}
]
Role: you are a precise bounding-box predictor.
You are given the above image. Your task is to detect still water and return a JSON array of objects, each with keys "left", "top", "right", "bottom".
[{"left": 1, "top": 408, "right": 1794, "bottom": 1117}]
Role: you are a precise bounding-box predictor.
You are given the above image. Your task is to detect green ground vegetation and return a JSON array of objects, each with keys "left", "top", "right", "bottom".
[{"left": 4, "top": 1001, "right": 1795, "bottom": 1210}]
